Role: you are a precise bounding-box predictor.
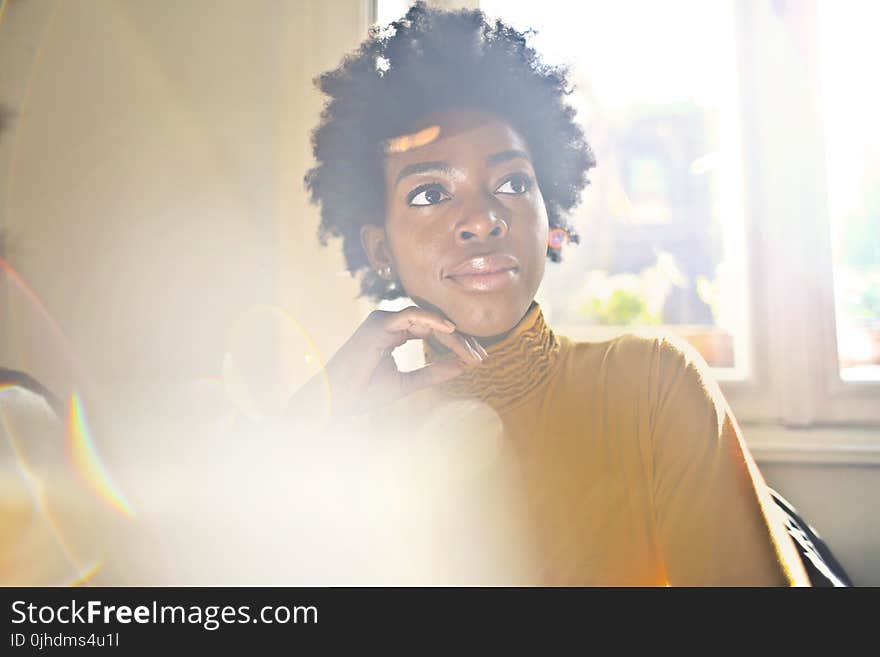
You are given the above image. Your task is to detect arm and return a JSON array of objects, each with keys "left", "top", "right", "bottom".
[{"left": 648, "top": 337, "right": 809, "bottom": 586}]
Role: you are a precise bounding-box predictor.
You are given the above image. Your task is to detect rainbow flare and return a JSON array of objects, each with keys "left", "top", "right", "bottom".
[
  {"left": 66, "top": 392, "right": 134, "bottom": 518},
  {"left": 65, "top": 561, "right": 103, "bottom": 587}
]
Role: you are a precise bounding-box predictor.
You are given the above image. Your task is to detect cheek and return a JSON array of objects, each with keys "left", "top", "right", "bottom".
[
  {"left": 533, "top": 193, "right": 550, "bottom": 233},
  {"left": 528, "top": 197, "right": 550, "bottom": 254},
  {"left": 386, "top": 221, "right": 440, "bottom": 286},
  {"left": 523, "top": 197, "right": 550, "bottom": 284}
]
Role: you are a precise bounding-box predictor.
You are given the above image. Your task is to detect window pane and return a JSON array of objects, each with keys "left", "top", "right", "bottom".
[
  {"left": 376, "top": 0, "right": 411, "bottom": 27},
  {"left": 818, "top": 1, "right": 880, "bottom": 382}
]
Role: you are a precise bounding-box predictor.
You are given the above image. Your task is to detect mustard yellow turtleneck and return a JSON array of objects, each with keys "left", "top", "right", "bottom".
[{"left": 364, "top": 300, "right": 809, "bottom": 586}]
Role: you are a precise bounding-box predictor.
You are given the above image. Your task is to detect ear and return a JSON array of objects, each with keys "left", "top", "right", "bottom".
[{"left": 360, "top": 223, "right": 395, "bottom": 276}]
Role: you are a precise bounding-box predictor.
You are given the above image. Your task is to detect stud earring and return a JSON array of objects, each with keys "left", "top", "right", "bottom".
[{"left": 379, "top": 265, "right": 392, "bottom": 278}]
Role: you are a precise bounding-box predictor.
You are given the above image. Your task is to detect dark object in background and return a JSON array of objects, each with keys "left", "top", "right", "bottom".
[
  {"left": 770, "top": 487, "right": 854, "bottom": 587},
  {"left": 0, "top": 367, "right": 62, "bottom": 417}
]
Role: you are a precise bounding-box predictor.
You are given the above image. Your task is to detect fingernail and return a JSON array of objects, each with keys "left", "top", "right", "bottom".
[{"left": 468, "top": 339, "right": 484, "bottom": 362}]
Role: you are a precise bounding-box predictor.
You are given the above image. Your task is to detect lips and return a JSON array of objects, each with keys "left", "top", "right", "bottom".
[
  {"left": 444, "top": 253, "right": 520, "bottom": 293},
  {"left": 444, "top": 253, "right": 520, "bottom": 278}
]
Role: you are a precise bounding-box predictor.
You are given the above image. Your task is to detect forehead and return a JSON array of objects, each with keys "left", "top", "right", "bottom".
[{"left": 383, "top": 108, "right": 531, "bottom": 170}]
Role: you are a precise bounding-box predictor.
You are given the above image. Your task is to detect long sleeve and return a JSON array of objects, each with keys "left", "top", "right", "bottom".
[{"left": 647, "top": 337, "right": 810, "bottom": 586}]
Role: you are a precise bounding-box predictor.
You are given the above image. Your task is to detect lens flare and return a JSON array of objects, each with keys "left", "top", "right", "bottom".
[
  {"left": 65, "top": 561, "right": 102, "bottom": 587},
  {"left": 1, "top": 387, "right": 111, "bottom": 585},
  {"left": 384, "top": 124, "right": 442, "bottom": 154},
  {"left": 2, "top": 218, "right": 124, "bottom": 582},
  {"left": 66, "top": 392, "right": 134, "bottom": 518},
  {"left": 0, "top": 256, "right": 87, "bottom": 411},
  {"left": 222, "top": 305, "right": 329, "bottom": 421},
  {"left": 547, "top": 227, "right": 568, "bottom": 249},
  {"left": 354, "top": 397, "right": 538, "bottom": 584},
  {"left": 410, "top": 398, "right": 505, "bottom": 488}
]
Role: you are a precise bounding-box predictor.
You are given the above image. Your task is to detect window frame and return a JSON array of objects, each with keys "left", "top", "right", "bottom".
[{"left": 732, "top": 0, "right": 880, "bottom": 428}]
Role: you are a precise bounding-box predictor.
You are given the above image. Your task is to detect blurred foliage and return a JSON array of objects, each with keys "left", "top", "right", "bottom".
[
  {"left": 695, "top": 260, "right": 736, "bottom": 330},
  {"left": 860, "top": 278, "right": 880, "bottom": 321},
  {"left": 839, "top": 164, "right": 880, "bottom": 270},
  {"left": 590, "top": 288, "right": 654, "bottom": 325},
  {"left": 837, "top": 159, "right": 880, "bottom": 327},
  {"left": 695, "top": 274, "right": 718, "bottom": 324},
  {"left": 576, "top": 250, "right": 685, "bottom": 326},
  {"left": 837, "top": 267, "right": 880, "bottom": 327}
]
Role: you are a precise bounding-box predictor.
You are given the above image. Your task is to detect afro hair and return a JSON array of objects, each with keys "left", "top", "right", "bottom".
[{"left": 304, "top": 1, "right": 596, "bottom": 301}]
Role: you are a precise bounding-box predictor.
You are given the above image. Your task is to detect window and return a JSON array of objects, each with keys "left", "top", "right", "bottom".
[{"left": 818, "top": 1, "right": 880, "bottom": 383}]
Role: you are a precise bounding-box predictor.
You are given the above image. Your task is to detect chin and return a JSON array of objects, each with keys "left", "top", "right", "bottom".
[
  {"left": 411, "top": 288, "right": 533, "bottom": 338},
  {"left": 447, "top": 296, "right": 531, "bottom": 338}
]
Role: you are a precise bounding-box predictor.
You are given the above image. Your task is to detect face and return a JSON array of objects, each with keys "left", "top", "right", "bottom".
[{"left": 362, "top": 107, "right": 549, "bottom": 338}]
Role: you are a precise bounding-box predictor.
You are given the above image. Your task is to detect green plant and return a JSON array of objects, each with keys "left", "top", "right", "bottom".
[
  {"left": 588, "top": 288, "right": 654, "bottom": 325},
  {"left": 575, "top": 250, "right": 685, "bottom": 326}
]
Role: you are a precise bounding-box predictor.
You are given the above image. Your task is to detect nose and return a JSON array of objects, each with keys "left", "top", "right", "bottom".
[{"left": 454, "top": 194, "right": 509, "bottom": 245}]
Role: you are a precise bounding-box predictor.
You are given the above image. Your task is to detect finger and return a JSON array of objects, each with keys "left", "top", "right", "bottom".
[
  {"left": 431, "top": 329, "right": 484, "bottom": 365},
  {"left": 370, "top": 307, "right": 480, "bottom": 366},
  {"left": 407, "top": 326, "right": 485, "bottom": 366},
  {"left": 403, "top": 322, "right": 439, "bottom": 340},
  {"left": 463, "top": 336, "right": 484, "bottom": 362},
  {"left": 397, "top": 321, "right": 483, "bottom": 366},
  {"left": 383, "top": 307, "right": 456, "bottom": 336},
  {"left": 469, "top": 337, "right": 490, "bottom": 360},
  {"left": 399, "top": 353, "right": 465, "bottom": 395}
]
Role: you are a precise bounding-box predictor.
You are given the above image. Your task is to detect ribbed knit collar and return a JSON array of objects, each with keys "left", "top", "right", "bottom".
[{"left": 423, "top": 301, "right": 562, "bottom": 413}]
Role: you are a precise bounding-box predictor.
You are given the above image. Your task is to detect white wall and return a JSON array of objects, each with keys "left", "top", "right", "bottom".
[
  {"left": 759, "top": 462, "right": 879, "bottom": 585},
  {"left": 0, "top": 0, "right": 369, "bottom": 394}
]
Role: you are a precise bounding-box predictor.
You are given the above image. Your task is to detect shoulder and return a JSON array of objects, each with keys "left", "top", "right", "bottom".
[
  {"left": 559, "top": 330, "right": 723, "bottom": 416},
  {"left": 568, "top": 331, "right": 713, "bottom": 383},
  {"left": 561, "top": 330, "right": 696, "bottom": 379},
  {"left": 649, "top": 334, "right": 724, "bottom": 407},
  {"left": 640, "top": 334, "right": 729, "bottom": 445},
  {"left": 560, "top": 331, "right": 650, "bottom": 362}
]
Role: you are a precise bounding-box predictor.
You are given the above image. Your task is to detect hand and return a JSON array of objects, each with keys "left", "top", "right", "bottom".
[{"left": 289, "top": 306, "right": 488, "bottom": 421}]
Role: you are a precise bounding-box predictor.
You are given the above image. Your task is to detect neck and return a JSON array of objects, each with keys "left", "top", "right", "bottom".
[
  {"left": 421, "top": 300, "right": 562, "bottom": 412},
  {"left": 425, "top": 306, "right": 529, "bottom": 355},
  {"left": 475, "top": 323, "right": 521, "bottom": 347}
]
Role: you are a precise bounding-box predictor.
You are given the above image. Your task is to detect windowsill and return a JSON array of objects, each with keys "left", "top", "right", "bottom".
[{"left": 743, "top": 423, "right": 880, "bottom": 466}]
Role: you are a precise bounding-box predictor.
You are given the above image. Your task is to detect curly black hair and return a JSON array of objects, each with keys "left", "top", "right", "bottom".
[{"left": 304, "top": 1, "right": 596, "bottom": 301}]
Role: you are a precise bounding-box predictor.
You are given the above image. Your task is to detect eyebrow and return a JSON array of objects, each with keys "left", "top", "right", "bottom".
[
  {"left": 487, "top": 149, "right": 531, "bottom": 166},
  {"left": 393, "top": 149, "right": 532, "bottom": 189},
  {"left": 394, "top": 161, "right": 453, "bottom": 188}
]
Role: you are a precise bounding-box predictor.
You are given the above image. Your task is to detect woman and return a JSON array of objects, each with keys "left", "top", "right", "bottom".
[{"left": 289, "top": 2, "right": 809, "bottom": 586}]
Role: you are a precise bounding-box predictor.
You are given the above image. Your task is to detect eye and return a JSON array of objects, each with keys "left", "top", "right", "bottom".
[
  {"left": 407, "top": 184, "right": 451, "bottom": 207},
  {"left": 495, "top": 173, "right": 533, "bottom": 195}
]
